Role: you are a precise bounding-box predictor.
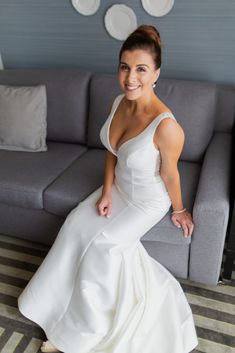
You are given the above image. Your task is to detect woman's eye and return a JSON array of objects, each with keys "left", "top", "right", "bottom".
[{"left": 120, "top": 65, "right": 146, "bottom": 72}]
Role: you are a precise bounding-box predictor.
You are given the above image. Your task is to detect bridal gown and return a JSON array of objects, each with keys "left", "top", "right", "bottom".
[{"left": 18, "top": 93, "right": 198, "bottom": 353}]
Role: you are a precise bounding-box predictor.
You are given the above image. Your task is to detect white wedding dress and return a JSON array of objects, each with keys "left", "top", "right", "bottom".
[{"left": 18, "top": 93, "right": 198, "bottom": 353}]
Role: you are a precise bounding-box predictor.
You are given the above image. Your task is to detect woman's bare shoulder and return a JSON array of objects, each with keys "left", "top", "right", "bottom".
[
  {"left": 157, "top": 114, "right": 183, "bottom": 134},
  {"left": 153, "top": 101, "right": 184, "bottom": 151},
  {"left": 155, "top": 118, "right": 184, "bottom": 148}
]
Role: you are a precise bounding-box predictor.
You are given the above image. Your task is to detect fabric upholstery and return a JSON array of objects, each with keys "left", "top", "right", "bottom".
[
  {"left": 0, "top": 141, "right": 87, "bottom": 209},
  {"left": 0, "top": 84, "right": 47, "bottom": 152},
  {"left": 0, "top": 202, "right": 64, "bottom": 245},
  {"left": 156, "top": 78, "right": 218, "bottom": 162},
  {"left": 143, "top": 160, "right": 200, "bottom": 245},
  {"left": 88, "top": 74, "right": 122, "bottom": 148},
  {"left": 190, "top": 133, "right": 232, "bottom": 284},
  {"left": 44, "top": 149, "right": 106, "bottom": 216},
  {"left": 0, "top": 69, "right": 92, "bottom": 143}
]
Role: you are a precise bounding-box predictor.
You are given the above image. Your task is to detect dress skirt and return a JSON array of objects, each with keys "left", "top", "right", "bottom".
[{"left": 18, "top": 180, "right": 198, "bottom": 353}]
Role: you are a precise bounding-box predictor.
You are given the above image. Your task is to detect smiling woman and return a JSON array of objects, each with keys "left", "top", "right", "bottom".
[{"left": 18, "top": 24, "right": 198, "bottom": 353}]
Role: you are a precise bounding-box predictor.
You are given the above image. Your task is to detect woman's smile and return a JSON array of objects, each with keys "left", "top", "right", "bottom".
[{"left": 125, "top": 84, "right": 141, "bottom": 91}]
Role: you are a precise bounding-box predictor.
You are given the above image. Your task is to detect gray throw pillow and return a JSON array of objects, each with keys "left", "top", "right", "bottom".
[{"left": 0, "top": 84, "right": 47, "bottom": 152}]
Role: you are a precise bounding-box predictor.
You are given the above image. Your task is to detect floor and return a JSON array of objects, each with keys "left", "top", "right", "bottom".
[{"left": 0, "top": 233, "right": 234, "bottom": 353}]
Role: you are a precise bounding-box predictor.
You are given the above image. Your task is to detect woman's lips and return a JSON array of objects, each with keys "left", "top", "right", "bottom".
[{"left": 125, "top": 84, "right": 141, "bottom": 91}]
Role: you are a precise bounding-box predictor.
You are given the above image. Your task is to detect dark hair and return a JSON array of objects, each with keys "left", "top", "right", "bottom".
[{"left": 118, "top": 24, "right": 162, "bottom": 70}]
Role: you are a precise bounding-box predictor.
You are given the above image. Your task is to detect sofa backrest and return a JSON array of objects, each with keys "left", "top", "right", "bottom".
[
  {"left": 88, "top": 74, "right": 235, "bottom": 163},
  {"left": 88, "top": 73, "right": 122, "bottom": 149},
  {"left": 0, "top": 69, "right": 92, "bottom": 144},
  {"left": 155, "top": 78, "right": 218, "bottom": 162},
  {"left": 1, "top": 69, "right": 234, "bottom": 160}
]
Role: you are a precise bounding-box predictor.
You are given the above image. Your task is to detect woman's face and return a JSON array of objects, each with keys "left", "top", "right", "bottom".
[{"left": 118, "top": 49, "right": 160, "bottom": 99}]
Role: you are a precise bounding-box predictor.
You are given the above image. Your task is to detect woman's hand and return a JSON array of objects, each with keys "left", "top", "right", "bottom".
[
  {"left": 171, "top": 210, "right": 194, "bottom": 238},
  {"left": 95, "top": 191, "right": 112, "bottom": 217}
]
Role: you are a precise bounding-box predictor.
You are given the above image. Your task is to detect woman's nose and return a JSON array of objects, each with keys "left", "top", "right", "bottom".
[{"left": 126, "top": 69, "right": 137, "bottom": 82}]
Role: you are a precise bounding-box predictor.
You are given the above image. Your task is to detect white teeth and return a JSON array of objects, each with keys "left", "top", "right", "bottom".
[{"left": 126, "top": 85, "right": 140, "bottom": 91}]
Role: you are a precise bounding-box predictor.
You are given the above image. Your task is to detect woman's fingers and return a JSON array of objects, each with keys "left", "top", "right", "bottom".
[
  {"left": 182, "top": 220, "right": 194, "bottom": 237},
  {"left": 172, "top": 218, "right": 182, "bottom": 229},
  {"left": 96, "top": 200, "right": 106, "bottom": 216},
  {"left": 171, "top": 213, "right": 194, "bottom": 237},
  {"left": 96, "top": 199, "right": 112, "bottom": 217},
  {"left": 181, "top": 221, "right": 189, "bottom": 237},
  {"left": 188, "top": 221, "right": 194, "bottom": 236},
  {"left": 106, "top": 205, "right": 112, "bottom": 218}
]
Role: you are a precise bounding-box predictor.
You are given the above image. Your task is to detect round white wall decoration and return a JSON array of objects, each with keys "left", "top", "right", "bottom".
[
  {"left": 141, "top": 0, "right": 174, "bottom": 17},
  {"left": 71, "top": 0, "right": 100, "bottom": 16},
  {"left": 104, "top": 4, "right": 137, "bottom": 41}
]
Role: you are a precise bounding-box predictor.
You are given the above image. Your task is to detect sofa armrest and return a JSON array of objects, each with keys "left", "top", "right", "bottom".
[{"left": 189, "top": 132, "right": 232, "bottom": 284}]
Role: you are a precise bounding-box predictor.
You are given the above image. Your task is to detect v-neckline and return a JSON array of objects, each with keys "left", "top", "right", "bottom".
[{"left": 107, "top": 94, "right": 173, "bottom": 154}]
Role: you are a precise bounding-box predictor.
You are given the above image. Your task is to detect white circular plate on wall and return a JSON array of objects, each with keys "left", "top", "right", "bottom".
[
  {"left": 71, "top": 0, "right": 100, "bottom": 16},
  {"left": 104, "top": 4, "right": 137, "bottom": 40},
  {"left": 141, "top": 0, "right": 174, "bottom": 17}
]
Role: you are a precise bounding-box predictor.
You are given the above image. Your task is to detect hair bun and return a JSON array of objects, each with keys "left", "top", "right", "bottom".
[
  {"left": 119, "top": 24, "right": 162, "bottom": 69},
  {"left": 134, "top": 25, "right": 161, "bottom": 48}
]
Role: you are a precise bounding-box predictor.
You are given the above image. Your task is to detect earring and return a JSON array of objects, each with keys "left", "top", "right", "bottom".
[{"left": 152, "top": 82, "right": 156, "bottom": 88}]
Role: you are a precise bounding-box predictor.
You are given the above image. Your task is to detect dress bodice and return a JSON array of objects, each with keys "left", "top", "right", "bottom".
[{"left": 99, "top": 93, "right": 177, "bottom": 206}]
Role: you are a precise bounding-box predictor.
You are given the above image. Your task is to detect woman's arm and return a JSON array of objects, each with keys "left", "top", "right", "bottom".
[
  {"left": 102, "top": 150, "right": 117, "bottom": 196},
  {"left": 96, "top": 103, "right": 117, "bottom": 217},
  {"left": 102, "top": 102, "right": 117, "bottom": 195},
  {"left": 155, "top": 118, "right": 184, "bottom": 211},
  {"left": 154, "top": 118, "right": 194, "bottom": 237}
]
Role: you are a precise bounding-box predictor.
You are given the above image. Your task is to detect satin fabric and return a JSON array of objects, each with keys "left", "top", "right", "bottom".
[{"left": 18, "top": 93, "right": 198, "bottom": 353}]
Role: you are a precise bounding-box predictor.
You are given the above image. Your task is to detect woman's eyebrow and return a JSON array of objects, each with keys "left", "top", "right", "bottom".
[{"left": 120, "top": 62, "right": 149, "bottom": 68}]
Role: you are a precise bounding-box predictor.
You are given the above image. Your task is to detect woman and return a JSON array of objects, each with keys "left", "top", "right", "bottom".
[{"left": 18, "top": 25, "right": 198, "bottom": 353}]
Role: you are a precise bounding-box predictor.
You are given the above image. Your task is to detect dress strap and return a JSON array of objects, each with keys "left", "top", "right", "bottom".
[
  {"left": 109, "top": 94, "right": 125, "bottom": 119},
  {"left": 150, "top": 112, "right": 176, "bottom": 134}
]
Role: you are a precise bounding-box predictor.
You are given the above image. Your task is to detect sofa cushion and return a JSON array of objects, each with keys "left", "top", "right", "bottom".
[
  {"left": 0, "top": 84, "right": 47, "bottom": 152},
  {"left": 44, "top": 149, "right": 106, "bottom": 217},
  {"left": 0, "top": 69, "right": 92, "bottom": 144},
  {"left": 0, "top": 142, "right": 87, "bottom": 210},
  {"left": 142, "top": 241, "right": 190, "bottom": 279},
  {"left": 88, "top": 74, "right": 218, "bottom": 163}
]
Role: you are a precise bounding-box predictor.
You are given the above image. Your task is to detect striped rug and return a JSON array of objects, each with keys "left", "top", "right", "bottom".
[{"left": 0, "top": 233, "right": 234, "bottom": 353}]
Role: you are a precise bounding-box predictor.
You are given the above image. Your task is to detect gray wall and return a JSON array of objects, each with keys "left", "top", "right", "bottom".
[{"left": 0, "top": 0, "right": 234, "bottom": 85}]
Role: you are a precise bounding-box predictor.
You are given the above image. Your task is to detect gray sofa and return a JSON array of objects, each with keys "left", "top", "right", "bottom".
[{"left": 0, "top": 69, "right": 234, "bottom": 285}]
